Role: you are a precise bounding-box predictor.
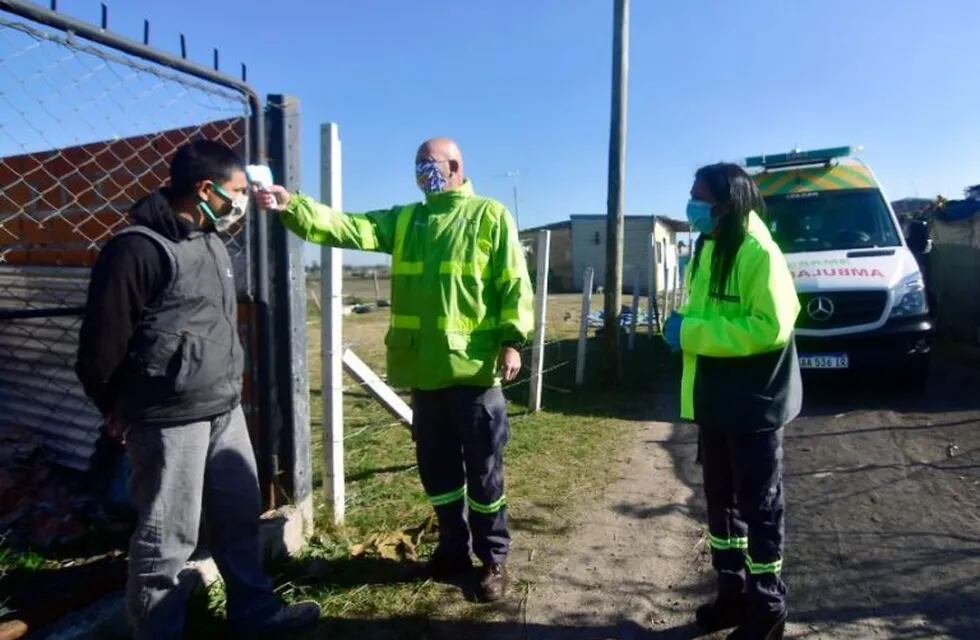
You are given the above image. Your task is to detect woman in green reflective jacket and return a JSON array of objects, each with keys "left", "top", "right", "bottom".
[{"left": 663, "top": 163, "right": 801, "bottom": 640}]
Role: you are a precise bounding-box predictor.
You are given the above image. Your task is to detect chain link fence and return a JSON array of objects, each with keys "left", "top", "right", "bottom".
[{"left": 0, "top": 10, "right": 253, "bottom": 470}]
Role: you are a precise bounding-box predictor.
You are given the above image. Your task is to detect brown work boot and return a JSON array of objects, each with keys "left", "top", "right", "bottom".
[{"left": 477, "top": 563, "right": 508, "bottom": 602}]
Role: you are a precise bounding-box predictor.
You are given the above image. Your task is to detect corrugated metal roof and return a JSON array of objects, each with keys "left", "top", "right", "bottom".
[
  {"left": 655, "top": 216, "right": 691, "bottom": 233},
  {"left": 0, "top": 266, "right": 101, "bottom": 470},
  {"left": 519, "top": 220, "right": 572, "bottom": 234},
  {"left": 570, "top": 214, "right": 658, "bottom": 221}
]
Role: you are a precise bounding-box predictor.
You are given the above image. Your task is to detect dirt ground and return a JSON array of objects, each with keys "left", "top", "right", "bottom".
[
  {"left": 323, "top": 345, "right": 980, "bottom": 639},
  {"left": 509, "top": 347, "right": 980, "bottom": 640}
]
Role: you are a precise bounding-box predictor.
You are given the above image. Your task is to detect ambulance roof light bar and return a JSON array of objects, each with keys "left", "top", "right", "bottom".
[{"left": 746, "top": 145, "right": 861, "bottom": 170}]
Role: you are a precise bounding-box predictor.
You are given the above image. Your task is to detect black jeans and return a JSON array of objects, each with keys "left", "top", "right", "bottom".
[{"left": 699, "top": 425, "right": 787, "bottom": 616}]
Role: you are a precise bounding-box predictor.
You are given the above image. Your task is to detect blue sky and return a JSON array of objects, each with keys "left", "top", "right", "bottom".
[{"left": 12, "top": 0, "right": 980, "bottom": 265}]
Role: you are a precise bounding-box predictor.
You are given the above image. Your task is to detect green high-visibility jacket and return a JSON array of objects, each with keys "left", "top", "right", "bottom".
[
  {"left": 281, "top": 180, "right": 534, "bottom": 391},
  {"left": 679, "top": 211, "right": 802, "bottom": 431}
]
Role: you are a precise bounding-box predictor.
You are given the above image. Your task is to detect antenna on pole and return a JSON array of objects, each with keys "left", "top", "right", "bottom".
[{"left": 505, "top": 169, "right": 521, "bottom": 230}]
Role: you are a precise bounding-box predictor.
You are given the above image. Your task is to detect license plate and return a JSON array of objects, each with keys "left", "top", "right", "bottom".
[{"left": 799, "top": 353, "right": 850, "bottom": 370}]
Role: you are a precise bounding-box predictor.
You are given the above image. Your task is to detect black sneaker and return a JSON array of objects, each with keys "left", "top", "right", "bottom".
[
  {"left": 695, "top": 594, "right": 747, "bottom": 632},
  {"left": 237, "top": 601, "right": 322, "bottom": 637},
  {"left": 727, "top": 610, "right": 787, "bottom": 640}
]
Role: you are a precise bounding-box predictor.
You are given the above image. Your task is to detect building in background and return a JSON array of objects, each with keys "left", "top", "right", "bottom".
[
  {"left": 569, "top": 215, "right": 690, "bottom": 295},
  {"left": 930, "top": 186, "right": 980, "bottom": 345},
  {"left": 519, "top": 220, "right": 573, "bottom": 292}
]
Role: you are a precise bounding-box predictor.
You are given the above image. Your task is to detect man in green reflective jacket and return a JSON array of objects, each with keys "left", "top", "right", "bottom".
[{"left": 258, "top": 138, "right": 534, "bottom": 602}]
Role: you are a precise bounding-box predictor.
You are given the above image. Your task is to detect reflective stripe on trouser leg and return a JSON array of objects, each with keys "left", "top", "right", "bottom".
[
  {"left": 732, "top": 427, "right": 787, "bottom": 616},
  {"left": 412, "top": 389, "right": 469, "bottom": 557},
  {"left": 459, "top": 386, "right": 510, "bottom": 565},
  {"left": 745, "top": 555, "right": 783, "bottom": 575},
  {"left": 699, "top": 426, "right": 748, "bottom": 596}
]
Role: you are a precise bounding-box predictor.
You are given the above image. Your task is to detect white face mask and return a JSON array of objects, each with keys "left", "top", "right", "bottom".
[{"left": 213, "top": 193, "right": 248, "bottom": 233}]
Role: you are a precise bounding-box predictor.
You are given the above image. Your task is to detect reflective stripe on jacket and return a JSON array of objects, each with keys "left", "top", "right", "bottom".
[
  {"left": 679, "top": 212, "right": 802, "bottom": 431},
  {"left": 281, "top": 180, "right": 534, "bottom": 390}
]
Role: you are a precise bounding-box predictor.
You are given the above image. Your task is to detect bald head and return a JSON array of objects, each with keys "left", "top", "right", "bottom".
[{"left": 415, "top": 137, "right": 465, "bottom": 192}]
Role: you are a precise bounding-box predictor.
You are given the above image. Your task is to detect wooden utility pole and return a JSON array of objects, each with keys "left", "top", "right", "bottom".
[{"left": 602, "top": 0, "right": 630, "bottom": 384}]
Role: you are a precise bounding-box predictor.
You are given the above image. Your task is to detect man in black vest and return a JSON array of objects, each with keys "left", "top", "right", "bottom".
[{"left": 76, "top": 140, "right": 321, "bottom": 639}]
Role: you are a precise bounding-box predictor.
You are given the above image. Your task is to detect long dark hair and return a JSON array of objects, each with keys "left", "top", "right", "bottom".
[{"left": 689, "top": 163, "right": 766, "bottom": 297}]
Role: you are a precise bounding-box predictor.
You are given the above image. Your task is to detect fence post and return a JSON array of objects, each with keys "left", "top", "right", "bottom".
[
  {"left": 529, "top": 230, "right": 550, "bottom": 412},
  {"left": 320, "top": 123, "right": 345, "bottom": 525},
  {"left": 629, "top": 268, "right": 639, "bottom": 351},
  {"left": 673, "top": 264, "right": 682, "bottom": 311},
  {"left": 575, "top": 266, "right": 594, "bottom": 386},
  {"left": 266, "top": 94, "right": 312, "bottom": 532},
  {"left": 647, "top": 233, "right": 656, "bottom": 334},
  {"left": 251, "top": 101, "right": 275, "bottom": 510}
]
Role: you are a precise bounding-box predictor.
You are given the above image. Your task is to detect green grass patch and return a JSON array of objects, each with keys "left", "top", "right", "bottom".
[
  {"left": 292, "top": 296, "right": 672, "bottom": 627},
  {"left": 0, "top": 543, "right": 48, "bottom": 572},
  {"left": 189, "top": 290, "right": 675, "bottom": 634}
]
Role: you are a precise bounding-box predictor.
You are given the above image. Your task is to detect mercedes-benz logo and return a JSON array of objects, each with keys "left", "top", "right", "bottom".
[{"left": 807, "top": 296, "right": 835, "bottom": 322}]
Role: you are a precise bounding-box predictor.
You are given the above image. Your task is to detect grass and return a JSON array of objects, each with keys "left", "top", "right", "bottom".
[
  {"left": 265, "top": 280, "right": 673, "bottom": 630},
  {"left": 0, "top": 541, "right": 48, "bottom": 573},
  {"left": 1, "top": 274, "right": 672, "bottom": 635},
  {"left": 0, "top": 534, "right": 50, "bottom": 619},
  {"left": 182, "top": 278, "right": 677, "bottom": 635}
]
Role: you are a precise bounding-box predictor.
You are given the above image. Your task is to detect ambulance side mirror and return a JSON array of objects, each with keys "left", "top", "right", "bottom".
[{"left": 905, "top": 220, "right": 932, "bottom": 255}]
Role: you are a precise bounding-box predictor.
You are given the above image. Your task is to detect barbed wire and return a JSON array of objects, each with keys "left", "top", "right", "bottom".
[
  {"left": 0, "top": 15, "right": 252, "bottom": 471},
  {"left": 502, "top": 359, "right": 574, "bottom": 390},
  {"left": 344, "top": 419, "right": 404, "bottom": 441}
]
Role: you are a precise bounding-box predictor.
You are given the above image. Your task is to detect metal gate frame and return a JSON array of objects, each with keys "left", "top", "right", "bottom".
[{"left": 0, "top": 0, "right": 281, "bottom": 508}]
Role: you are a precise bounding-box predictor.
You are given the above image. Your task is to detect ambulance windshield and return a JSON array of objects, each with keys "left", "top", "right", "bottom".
[{"left": 764, "top": 189, "right": 902, "bottom": 254}]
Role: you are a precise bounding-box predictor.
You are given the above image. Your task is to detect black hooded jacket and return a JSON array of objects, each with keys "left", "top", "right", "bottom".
[{"left": 75, "top": 190, "right": 193, "bottom": 415}]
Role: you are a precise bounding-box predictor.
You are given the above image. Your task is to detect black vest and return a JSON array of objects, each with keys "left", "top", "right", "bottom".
[{"left": 114, "top": 226, "right": 244, "bottom": 425}]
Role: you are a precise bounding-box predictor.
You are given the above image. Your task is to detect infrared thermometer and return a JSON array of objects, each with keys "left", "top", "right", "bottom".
[{"left": 245, "top": 164, "right": 274, "bottom": 190}]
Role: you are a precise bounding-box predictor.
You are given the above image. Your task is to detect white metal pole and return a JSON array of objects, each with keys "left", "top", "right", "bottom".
[
  {"left": 529, "top": 230, "right": 550, "bottom": 412},
  {"left": 629, "top": 268, "right": 639, "bottom": 351},
  {"left": 671, "top": 261, "right": 681, "bottom": 311},
  {"left": 575, "top": 267, "right": 595, "bottom": 386},
  {"left": 647, "top": 233, "right": 655, "bottom": 335},
  {"left": 320, "top": 123, "right": 345, "bottom": 525}
]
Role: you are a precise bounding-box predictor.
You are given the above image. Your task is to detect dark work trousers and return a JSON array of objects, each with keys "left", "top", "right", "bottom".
[
  {"left": 412, "top": 385, "right": 510, "bottom": 565},
  {"left": 699, "top": 425, "right": 787, "bottom": 617}
]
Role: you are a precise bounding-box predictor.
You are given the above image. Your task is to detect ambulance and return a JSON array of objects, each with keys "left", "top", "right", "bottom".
[{"left": 747, "top": 146, "right": 934, "bottom": 389}]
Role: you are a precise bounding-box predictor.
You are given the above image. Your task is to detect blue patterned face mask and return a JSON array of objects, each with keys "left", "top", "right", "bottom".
[{"left": 416, "top": 160, "right": 448, "bottom": 194}]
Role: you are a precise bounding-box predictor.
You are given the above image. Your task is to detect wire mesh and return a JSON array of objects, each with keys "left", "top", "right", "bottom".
[{"left": 0, "top": 13, "right": 253, "bottom": 470}]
